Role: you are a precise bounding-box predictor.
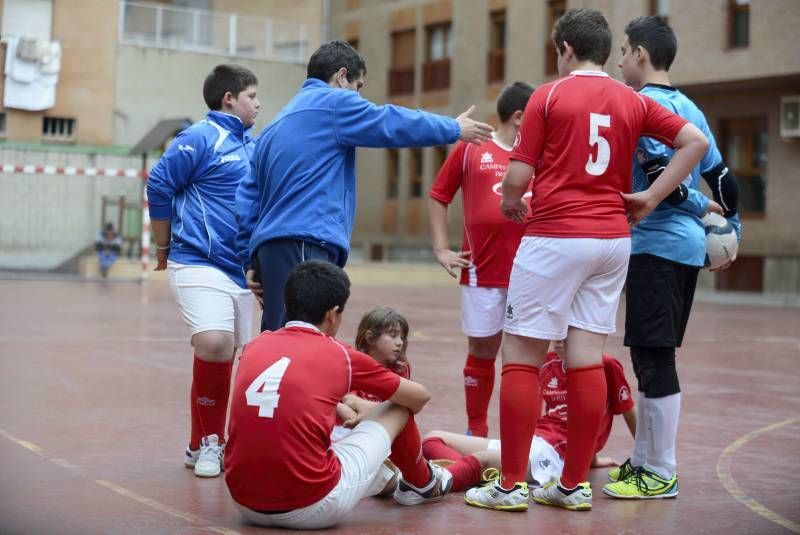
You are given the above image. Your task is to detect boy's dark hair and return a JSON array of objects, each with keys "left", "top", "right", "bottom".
[
  {"left": 625, "top": 16, "right": 677, "bottom": 71},
  {"left": 552, "top": 8, "right": 612, "bottom": 66},
  {"left": 496, "top": 81, "right": 535, "bottom": 123},
  {"left": 202, "top": 64, "right": 258, "bottom": 110},
  {"left": 284, "top": 260, "right": 351, "bottom": 325},
  {"left": 307, "top": 40, "right": 367, "bottom": 83}
]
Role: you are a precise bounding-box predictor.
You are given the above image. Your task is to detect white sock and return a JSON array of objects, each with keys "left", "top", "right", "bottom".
[
  {"left": 644, "top": 393, "right": 681, "bottom": 479},
  {"left": 630, "top": 391, "right": 647, "bottom": 467}
]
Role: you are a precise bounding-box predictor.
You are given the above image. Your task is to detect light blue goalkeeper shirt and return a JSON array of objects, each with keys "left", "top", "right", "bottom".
[{"left": 632, "top": 84, "right": 741, "bottom": 267}]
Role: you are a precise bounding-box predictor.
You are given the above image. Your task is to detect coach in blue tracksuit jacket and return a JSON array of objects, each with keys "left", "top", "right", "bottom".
[{"left": 236, "top": 40, "right": 493, "bottom": 331}]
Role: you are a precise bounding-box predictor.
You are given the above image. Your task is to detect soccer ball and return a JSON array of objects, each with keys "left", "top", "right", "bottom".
[{"left": 703, "top": 212, "right": 738, "bottom": 270}]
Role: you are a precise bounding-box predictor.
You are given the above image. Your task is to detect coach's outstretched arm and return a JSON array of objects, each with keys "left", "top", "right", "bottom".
[
  {"left": 622, "top": 122, "right": 708, "bottom": 225},
  {"left": 333, "top": 90, "right": 492, "bottom": 149}
]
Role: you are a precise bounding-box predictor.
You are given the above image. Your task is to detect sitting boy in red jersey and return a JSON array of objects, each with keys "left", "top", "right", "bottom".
[{"left": 225, "top": 261, "right": 452, "bottom": 530}]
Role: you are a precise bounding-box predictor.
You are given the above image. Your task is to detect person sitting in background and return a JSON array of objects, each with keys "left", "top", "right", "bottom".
[{"left": 95, "top": 223, "right": 122, "bottom": 278}]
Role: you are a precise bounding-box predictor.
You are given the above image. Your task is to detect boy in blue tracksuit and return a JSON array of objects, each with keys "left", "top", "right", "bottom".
[
  {"left": 147, "top": 64, "right": 261, "bottom": 479},
  {"left": 603, "top": 17, "right": 741, "bottom": 499},
  {"left": 236, "top": 40, "right": 494, "bottom": 332}
]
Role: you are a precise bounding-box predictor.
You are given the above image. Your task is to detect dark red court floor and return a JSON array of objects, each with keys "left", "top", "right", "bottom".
[{"left": 1, "top": 277, "right": 798, "bottom": 534}]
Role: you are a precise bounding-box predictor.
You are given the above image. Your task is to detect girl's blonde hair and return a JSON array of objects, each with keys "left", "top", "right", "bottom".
[{"left": 355, "top": 307, "right": 409, "bottom": 358}]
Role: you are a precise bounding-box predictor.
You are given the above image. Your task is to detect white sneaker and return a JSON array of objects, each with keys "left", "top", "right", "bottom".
[
  {"left": 532, "top": 478, "right": 592, "bottom": 511},
  {"left": 184, "top": 446, "right": 200, "bottom": 468},
  {"left": 194, "top": 434, "right": 224, "bottom": 478},
  {"left": 393, "top": 461, "right": 453, "bottom": 505},
  {"left": 464, "top": 471, "right": 529, "bottom": 512}
]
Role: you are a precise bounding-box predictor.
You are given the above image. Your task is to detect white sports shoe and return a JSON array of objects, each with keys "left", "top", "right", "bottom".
[
  {"left": 464, "top": 470, "right": 529, "bottom": 512},
  {"left": 194, "top": 434, "right": 224, "bottom": 478},
  {"left": 393, "top": 461, "right": 453, "bottom": 505},
  {"left": 184, "top": 446, "right": 200, "bottom": 468},
  {"left": 532, "top": 478, "right": 592, "bottom": 511}
]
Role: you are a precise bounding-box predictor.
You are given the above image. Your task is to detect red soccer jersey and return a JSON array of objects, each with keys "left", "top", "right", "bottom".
[
  {"left": 352, "top": 359, "right": 411, "bottom": 402},
  {"left": 535, "top": 352, "right": 634, "bottom": 458},
  {"left": 511, "top": 70, "right": 688, "bottom": 238},
  {"left": 429, "top": 136, "right": 531, "bottom": 287},
  {"left": 225, "top": 323, "right": 402, "bottom": 511}
]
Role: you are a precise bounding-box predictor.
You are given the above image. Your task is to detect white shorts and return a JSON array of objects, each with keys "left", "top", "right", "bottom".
[
  {"left": 504, "top": 236, "right": 631, "bottom": 339},
  {"left": 236, "top": 420, "right": 395, "bottom": 530},
  {"left": 487, "top": 435, "right": 564, "bottom": 487},
  {"left": 460, "top": 286, "right": 508, "bottom": 337},
  {"left": 167, "top": 262, "right": 256, "bottom": 348}
]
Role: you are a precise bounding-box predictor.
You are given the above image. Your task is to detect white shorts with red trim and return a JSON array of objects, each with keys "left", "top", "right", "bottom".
[
  {"left": 460, "top": 286, "right": 508, "bottom": 337},
  {"left": 504, "top": 236, "right": 630, "bottom": 339},
  {"left": 167, "top": 261, "right": 256, "bottom": 348}
]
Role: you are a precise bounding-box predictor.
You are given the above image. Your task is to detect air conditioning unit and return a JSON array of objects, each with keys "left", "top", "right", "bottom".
[{"left": 780, "top": 96, "right": 800, "bottom": 138}]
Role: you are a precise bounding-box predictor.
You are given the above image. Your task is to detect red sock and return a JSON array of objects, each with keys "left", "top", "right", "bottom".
[
  {"left": 560, "top": 363, "right": 607, "bottom": 488},
  {"left": 446, "top": 455, "right": 483, "bottom": 492},
  {"left": 499, "top": 363, "right": 540, "bottom": 488},
  {"left": 422, "top": 437, "right": 462, "bottom": 461},
  {"left": 190, "top": 356, "right": 233, "bottom": 446},
  {"left": 463, "top": 355, "right": 495, "bottom": 437},
  {"left": 189, "top": 379, "right": 202, "bottom": 450},
  {"left": 389, "top": 413, "right": 431, "bottom": 488}
]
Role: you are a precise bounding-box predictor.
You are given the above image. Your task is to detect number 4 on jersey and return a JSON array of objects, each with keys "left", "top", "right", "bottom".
[{"left": 245, "top": 356, "right": 291, "bottom": 418}]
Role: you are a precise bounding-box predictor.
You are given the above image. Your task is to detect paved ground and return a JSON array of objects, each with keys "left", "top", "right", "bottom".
[{"left": 0, "top": 272, "right": 798, "bottom": 534}]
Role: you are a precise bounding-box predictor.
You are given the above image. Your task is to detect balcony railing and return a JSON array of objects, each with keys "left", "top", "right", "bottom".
[
  {"left": 118, "top": 0, "right": 320, "bottom": 64},
  {"left": 422, "top": 58, "right": 450, "bottom": 91},
  {"left": 388, "top": 66, "right": 415, "bottom": 96}
]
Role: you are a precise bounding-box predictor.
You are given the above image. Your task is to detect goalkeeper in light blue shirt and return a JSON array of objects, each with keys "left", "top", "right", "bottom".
[{"left": 603, "top": 16, "right": 741, "bottom": 500}]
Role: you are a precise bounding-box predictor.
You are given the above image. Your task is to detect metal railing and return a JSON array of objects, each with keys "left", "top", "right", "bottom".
[{"left": 118, "top": 0, "right": 320, "bottom": 64}]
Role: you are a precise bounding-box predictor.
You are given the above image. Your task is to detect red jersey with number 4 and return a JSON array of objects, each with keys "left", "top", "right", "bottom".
[
  {"left": 535, "top": 352, "right": 634, "bottom": 458},
  {"left": 511, "top": 70, "right": 688, "bottom": 238},
  {"left": 225, "top": 324, "right": 401, "bottom": 511},
  {"left": 429, "top": 137, "right": 530, "bottom": 287}
]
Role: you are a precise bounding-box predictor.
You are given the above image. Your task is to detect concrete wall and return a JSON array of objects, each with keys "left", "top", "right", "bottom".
[
  {"left": 114, "top": 45, "right": 308, "bottom": 146},
  {"left": 0, "top": 148, "right": 143, "bottom": 269}
]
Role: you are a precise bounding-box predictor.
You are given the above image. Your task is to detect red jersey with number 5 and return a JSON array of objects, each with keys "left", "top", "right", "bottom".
[
  {"left": 511, "top": 70, "right": 688, "bottom": 238},
  {"left": 225, "top": 323, "right": 401, "bottom": 511},
  {"left": 430, "top": 136, "right": 531, "bottom": 287}
]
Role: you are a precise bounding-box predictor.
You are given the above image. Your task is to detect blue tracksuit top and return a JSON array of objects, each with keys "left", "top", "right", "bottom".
[
  {"left": 236, "top": 78, "right": 461, "bottom": 268},
  {"left": 147, "top": 110, "right": 255, "bottom": 287},
  {"left": 632, "top": 84, "right": 741, "bottom": 267}
]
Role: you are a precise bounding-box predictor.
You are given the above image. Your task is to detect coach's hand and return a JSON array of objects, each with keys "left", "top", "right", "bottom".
[
  {"left": 500, "top": 197, "right": 528, "bottom": 223},
  {"left": 155, "top": 247, "right": 169, "bottom": 271},
  {"left": 434, "top": 248, "right": 471, "bottom": 278},
  {"left": 246, "top": 269, "right": 264, "bottom": 308},
  {"left": 456, "top": 105, "right": 494, "bottom": 145},
  {"left": 620, "top": 190, "right": 658, "bottom": 225}
]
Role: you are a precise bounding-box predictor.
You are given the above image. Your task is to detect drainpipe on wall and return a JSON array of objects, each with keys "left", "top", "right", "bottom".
[{"left": 322, "top": 0, "right": 331, "bottom": 43}]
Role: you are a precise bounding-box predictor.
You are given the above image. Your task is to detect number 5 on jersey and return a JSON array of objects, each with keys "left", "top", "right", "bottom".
[
  {"left": 586, "top": 113, "right": 611, "bottom": 176},
  {"left": 246, "top": 357, "right": 291, "bottom": 418}
]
